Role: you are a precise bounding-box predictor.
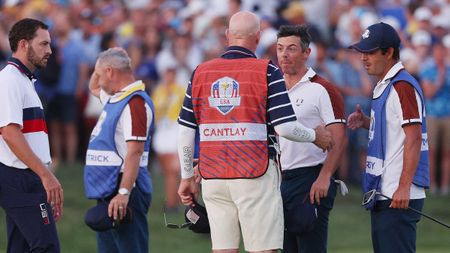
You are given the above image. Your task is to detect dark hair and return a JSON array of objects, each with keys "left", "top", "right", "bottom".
[
  {"left": 277, "top": 25, "right": 311, "bottom": 52},
  {"left": 8, "top": 18, "right": 48, "bottom": 52},
  {"left": 380, "top": 47, "right": 400, "bottom": 60}
]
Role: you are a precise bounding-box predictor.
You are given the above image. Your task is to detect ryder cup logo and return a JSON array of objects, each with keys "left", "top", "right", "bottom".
[
  {"left": 368, "top": 109, "right": 375, "bottom": 143},
  {"left": 208, "top": 77, "right": 241, "bottom": 115},
  {"left": 362, "top": 29, "right": 370, "bottom": 39}
]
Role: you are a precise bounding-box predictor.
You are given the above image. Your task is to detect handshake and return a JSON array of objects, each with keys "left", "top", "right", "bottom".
[{"left": 313, "top": 125, "right": 334, "bottom": 152}]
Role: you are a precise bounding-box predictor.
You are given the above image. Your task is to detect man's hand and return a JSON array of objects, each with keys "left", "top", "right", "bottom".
[
  {"left": 88, "top": 70, "right": 101, "bottom": 97},
  {"left": 178, "top": 177, "right": 199, "bottom": 206},
  {"left": 313, "top": 125, "right": 334, "bottom": 152},
  {"left": 310, "top": 173, "right": 331, "bottom": 205},
  {"left": 390, "top": 187, "right": 410, "bottom": 209},
  {"left": 347, "top": 104, "right": 366, "bottom": 130},
  {"left": 1, "top": 124, "right": 64, "bottom": 221},
  {"left": 108, "top": 194, "right": 130, "bottom": 221},
  {"left": 41, "top": 172, "right": 64, "bottom": 221}
]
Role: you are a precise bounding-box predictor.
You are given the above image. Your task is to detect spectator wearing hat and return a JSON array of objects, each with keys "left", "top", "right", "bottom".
[
  {"left": 419, "top": 41, "right": 450, "bottom": 196},
  {"left": 177, "top": 11, "right": 333, "bottom": 253},
  {"left": 281, "top": 1, "right": 322, "bottom": 42},
  {"left": 276, "top": 24, "right": 346, "bottom": 253},
  {"left": 348, "top": 22, "right": 430, "bottom": 253},
  {"left": 151, "top": 58, "right": 185, "bottom": 212},
  {"left": 409, "top": 30, "right": 433, "bottom": 71},
  {"left": 84, "top": 48, "right": 154, "bottom": 253},
  {"left": 411, "top": 6, "right": 432, "bottom": 34}
]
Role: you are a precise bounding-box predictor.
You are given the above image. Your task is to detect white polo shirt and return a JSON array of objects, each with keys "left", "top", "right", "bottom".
[
  {"left": 0, "top": 61, "right": 51, "bottom": 168},
  {"left": 373, "top": 62, "right": 426, "bottom": 199},
  {"left": 280, "top": 68, "right": 346, "bottom": 171},
  {"left": 99, "top": 81, "right": 153, "bottom": 171}
]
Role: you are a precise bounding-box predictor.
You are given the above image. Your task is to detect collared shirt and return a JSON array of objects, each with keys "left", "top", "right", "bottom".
[
  {"left": 7, "top": 57, "right": 36, "bottom": 80},
  {"left": 373, "top": 62, "right": 405, "bottom": 98},
  {"left": 280, "top": 68, "right": 346, "bottom": 170},
  {"left": 0, "top": 57, "right": 50, "bottom": 168},
  {"left": 99, "top": 81, "right": 153, "bottom": 171},
  {"left": 371, "top": 62, "right": 425, "bottom": 199},
  {"left": 178, "top": 46, "right": 296, "bottom": 155}
]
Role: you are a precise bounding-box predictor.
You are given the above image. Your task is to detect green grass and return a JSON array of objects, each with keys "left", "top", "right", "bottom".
[{"left": 1, "top": 162, "right": 450, "bottom": 252}]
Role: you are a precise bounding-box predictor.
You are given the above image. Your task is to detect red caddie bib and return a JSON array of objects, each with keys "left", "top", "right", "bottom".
[{"left": 192, "top": 57, "right": 270, "bottom": 179}]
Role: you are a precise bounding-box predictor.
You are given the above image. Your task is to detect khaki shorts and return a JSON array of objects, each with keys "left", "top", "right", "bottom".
[
  {"left": 427, "top": 117, "right": 450, "bottom": 150},
  {"left": 202, "top": 159, "right": 283, "bottom": 251}
]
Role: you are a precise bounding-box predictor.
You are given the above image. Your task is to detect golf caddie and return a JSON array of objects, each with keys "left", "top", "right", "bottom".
[{"left": 347, "top": 22, "right": 430, "bottom": 253}]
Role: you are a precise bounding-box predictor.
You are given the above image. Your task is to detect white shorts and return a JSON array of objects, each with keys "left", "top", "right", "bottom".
[
  {"left": 152, "top": 120, "right": 178, "bottom": 154},
  {"left": 201, "top": 159, "right": 283, "bottom": 251}
]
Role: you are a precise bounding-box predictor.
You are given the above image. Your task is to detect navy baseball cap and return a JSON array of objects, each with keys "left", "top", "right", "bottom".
[
  {"left": 85, "top": 201, "right": 132, "bottom": 232},
  {"left": 184, "top": 199, "right": 210, "bottom": 234},
  {"left": 349, "top": 22, "right": 401, "bottom": 53}
]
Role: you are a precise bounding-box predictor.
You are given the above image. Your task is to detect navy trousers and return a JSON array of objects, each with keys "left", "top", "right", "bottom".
[
  {"left": 0, "top": 163, "right": 60, "bottom": 253},
  {"left": 97, "top": 186, "right": 151, "bottom": 253},
  {"left": 371, "top": 199, "right": 424, "bottom": 253},
  {"left": 281, "top": 165, "right": 337, "bottom": 253}
]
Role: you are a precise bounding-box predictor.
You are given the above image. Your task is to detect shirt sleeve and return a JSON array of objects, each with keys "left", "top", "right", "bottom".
[
  {"left": 391, "top": 81, "right": 422, "bottom": 126},
  {"left": 121, "top": 96, "right": 153, "bottom": 141},
  {"left": 0, "top": 74, "right": 24, "bottom": 128},
  {"left": 315, "top": 77, "right": 346, "bottom": 126},
  {"left": 178, "top": 71, "right": 198, "bottom": 129},
  {"left": 266, "top": 61, "right": 297, "bottom": 126}
]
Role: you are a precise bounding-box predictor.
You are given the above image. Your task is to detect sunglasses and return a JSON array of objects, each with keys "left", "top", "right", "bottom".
[
  {"left": 163, "top": 212, "right": 192, "bottom": 229},
  {"left": 362, "top": 189, "right": 378, "bottom": 206}
]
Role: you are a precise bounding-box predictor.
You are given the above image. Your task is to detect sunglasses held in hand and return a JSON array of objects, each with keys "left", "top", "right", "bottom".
[{"left": 163, "top": 212, "right": 192, "bottom": 229}]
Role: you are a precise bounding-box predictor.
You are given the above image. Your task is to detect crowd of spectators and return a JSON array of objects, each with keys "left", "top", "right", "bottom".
[{"left": 1, "top": 0, "right": 449, "bottom": 195}]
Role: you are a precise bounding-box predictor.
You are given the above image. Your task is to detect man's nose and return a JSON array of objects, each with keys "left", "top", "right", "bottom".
[{"left": 361, "top": 53, "right": 368, "bottom": 61}]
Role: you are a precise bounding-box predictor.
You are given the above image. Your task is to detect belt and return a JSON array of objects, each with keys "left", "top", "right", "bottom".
[
  {"left": 281, "top": 164, "right": 323, "bottom": 180},
  {"left": 373, "top": 200, "right": 391, "bottom": 211}
]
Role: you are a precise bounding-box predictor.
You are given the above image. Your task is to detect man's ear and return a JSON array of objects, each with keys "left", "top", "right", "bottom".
[
  {"left": 225, "top": 29, "right": 229, "bottom": 41},
  {"left": 19, "top": 40, "right": 28, "bottom": 50},
  {"left": 304, "top": 47, "right": 311, "bottom": 57},
  {"left": 106, "top": 67, "right": 114, "bottom": 79},
  {"left": 386, "top": 47, "right": 394, "bottom": 59},
  {"left": 255, "top": 30, "right": 261, "bottom": 45}
]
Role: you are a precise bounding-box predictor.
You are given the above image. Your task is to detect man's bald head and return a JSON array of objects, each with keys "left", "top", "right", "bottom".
[
  {"left": 226, "top": 11, "right": 261, "bottom": 51},
  {"left": 228, "top": 11, "right": 260, "bottom": 37}
]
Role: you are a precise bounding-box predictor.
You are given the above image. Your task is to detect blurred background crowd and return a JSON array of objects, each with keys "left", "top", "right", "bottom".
[{"left": 0, "top": 0, "right": 449, "bottom": 211}]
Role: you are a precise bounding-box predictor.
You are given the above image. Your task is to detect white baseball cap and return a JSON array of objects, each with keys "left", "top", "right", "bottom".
[
  {"left": 431, "top": 15, "right": 450, "bottom": 29},
  {"left": 411, "top": 30, "right": 432, "bottom": 47},
  {"left": 414, "top": 7, "right": 432, "bottom": 21},
  {"left": 443, "top": 34, "right": 450, "bottom": 49},
  {"left": 381, "top": 16, "right": 401, "bottom": 31}
]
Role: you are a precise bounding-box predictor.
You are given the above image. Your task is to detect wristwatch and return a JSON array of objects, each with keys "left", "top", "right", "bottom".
[{"left": 118, "top": 188, "right": 130, "bottom": 196}]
